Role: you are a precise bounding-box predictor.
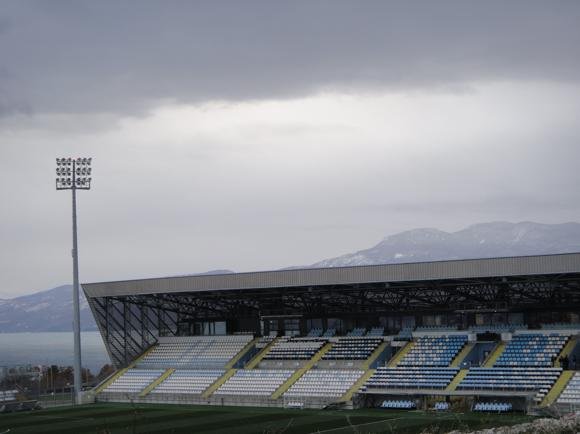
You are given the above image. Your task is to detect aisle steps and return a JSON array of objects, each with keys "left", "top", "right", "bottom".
[
  {"left": 202, "top": 369, "right": 237, "bottom": 398},
  {"left": 139, "top": 368, "right": 174, "bottom": 397},
  {"left": 483, "top": 342, "right": 506, "bottom": 367},
  {"left": 555, "top": 338, "right": 577, "bottom": 368},
  {"left": 339, "top": 369, "right": 375, "bottom": 402},
  {"left": 445, "top": 369, "right": 468, "bottom": 392},
  {"left": 541, "top": 370, "right": 575, "bottom": 407},
  {"left": 270, "top": 343, "right": 333, "bottom": 400},
  {"left": 244, "top": 338, "right": 279, "bottom": 369},
  {"left": 362, "top": 342, "right": 388, "bottom": 370},
  {"left": 387, "top": 341, "right": 414, "bottom": 367},
  {"left": 93, "top": 368, "right": 129, "bottom": 394},
  {"left": 225, "top": 337, "right": 259, "bottom": 369},
  {"left": 451, "top": 343, "right": 474, "bottom": 367}
]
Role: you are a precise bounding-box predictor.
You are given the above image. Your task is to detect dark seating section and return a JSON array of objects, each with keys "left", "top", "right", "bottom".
[
  {"left": 306, "top": 328, "right": 323, "bottom": 337},
  {"left": 363, "top": 367, "right": 460, "bottom": 390},
  {"left": 494, "top": 333, "right": 568, "bottom": 367},
  {"left": 394, "top": 327, "right": 413, "bottom": 341},
  {"left": 322, "top": 338, "right": 382, "bottom": 360},
  {"left": 458, "top": 367, "right": 562, "bottom": 403},
  {"left": 322, "top": 328, "right": 336, "bottom": 337},
  {"left": 399, "top": 335, "right": 467, "bottom": 367},
  {"left": 366, "top": 327, "right": 384, "bottom": 337},
  {"left": 263, "top": 337, "right": 325, "bottom": 360},
  {"left": 542, "top": 323, "right": 580, "bottom": 330},
  {"left": 347, "top": 327, "right": 366, "bottom": 337},
  {"left": 469, "top": 324, "right": 524, "bottom": 333},
  {"left": 255, "top": 335, "right": 276, "bottom": 350},
  {"left": 458, "top": 367, "right": 562, "bottom": 391},
  {"left": 415, "top": 325, "right": 457, "bottom": 332}
]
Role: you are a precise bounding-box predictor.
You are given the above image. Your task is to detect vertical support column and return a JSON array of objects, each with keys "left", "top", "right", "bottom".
[
  {"left": 71, "top": 162, "right": 83, "bottom": 405},
  {"left": 123, "top": 300, "right": 129, "bottom": 365}
]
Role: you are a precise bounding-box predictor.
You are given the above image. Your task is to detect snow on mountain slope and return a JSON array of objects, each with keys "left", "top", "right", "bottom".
[
  {"left": 2, "top": 222, "right": 579, "bottom": 332},
  {"left": 311, "top": 221, "right": 580, "bottom": 268}
]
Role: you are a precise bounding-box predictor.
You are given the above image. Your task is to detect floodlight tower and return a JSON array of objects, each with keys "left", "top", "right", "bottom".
[{"left": 55, "top": 157, "right": 92, "bottom": 405}]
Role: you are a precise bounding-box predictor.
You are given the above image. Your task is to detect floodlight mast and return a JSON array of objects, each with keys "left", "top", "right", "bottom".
[{"left": 55, "top": 157, "right": 92, "bottom": 405}]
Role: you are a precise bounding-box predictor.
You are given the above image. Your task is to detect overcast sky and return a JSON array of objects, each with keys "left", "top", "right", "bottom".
[{"left": 1, "top": 1, "right": 579, "bottom": 298}]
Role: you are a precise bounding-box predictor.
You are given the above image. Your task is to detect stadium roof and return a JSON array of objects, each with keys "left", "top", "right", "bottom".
[{"left": 83, "top": 252, "right": 580, "bottom": 298}]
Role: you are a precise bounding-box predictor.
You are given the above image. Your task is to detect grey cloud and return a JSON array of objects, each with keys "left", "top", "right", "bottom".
[
  {"left": 1, "top": 1, "right": 580, "bottom": 116},
  {"left": 0, "top": 1, "right": 579, "bottom": 298}
]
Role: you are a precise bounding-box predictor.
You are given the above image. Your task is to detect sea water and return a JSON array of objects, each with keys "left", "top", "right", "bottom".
[{"left": 0, "top": 331, "right": 110, "bottom": 374}]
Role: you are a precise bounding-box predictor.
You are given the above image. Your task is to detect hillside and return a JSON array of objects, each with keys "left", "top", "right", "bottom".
[
  {"left": 311, "top": 221, "right": 580, "bottom": 267},
  {"left": 2, "top": 221, "right": 579, "bottom": 332}
]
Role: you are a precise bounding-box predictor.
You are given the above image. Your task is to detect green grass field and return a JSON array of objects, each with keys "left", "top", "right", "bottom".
[{"left": 0, "top": 403, "right": 534, "bottom": 434}]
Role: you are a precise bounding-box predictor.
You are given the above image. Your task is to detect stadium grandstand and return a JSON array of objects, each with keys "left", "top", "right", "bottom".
[{"left": 83, "top": 253, "right": 580, "bottom": 413}]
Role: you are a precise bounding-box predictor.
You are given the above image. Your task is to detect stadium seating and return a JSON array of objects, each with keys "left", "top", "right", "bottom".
[
  {"left": 363, "top": 367, "right": 459, "bottom": 390},
  {"left": 322, "top": 328, "right": 336, "bottom": 337},
  {"left": 494, "top": 334, "right": 568, "bottom": 367},
  {"left": 215, "top": 369, "right": 294, "bottom": 396},
  {"left": 380, "top": 400, "right": 416, "bottom": 409},
  {"left": 542, "top": 323, "right": 580, "bottom": 330},
  {"left": 458, "top": 367, "right": 562, "bottom": 402},
  {"left": 151, "top": 369, "right": 225, "bottom": 395},
  {"left": 284, "top": 369, "right": 364, "bottom": 399},
  {"left": 263, "top": 338, "right": 325, "bottom": 360},
  {"left": 557, "top": 372, "right": 580, "bottom": 405},
  {"left": 255, "top": 335, "right": 276, "bottom": 350},
  {"left": 394, "top": 327, "right": 414, "bottom": 341},
  {"left": 306, "top": 328, "right": 323, "bottom": 337},
  {"left": 366, "top": 327, "right": 384, "bottom": 337},
  {"left": 473, "top": 402, "right": 512, "bottom": 412},
  {"left": 399, "top": 335, "right": 467, "bottom": 367},
  {"left": 102, "top": 369, "right": 165, "bottom": 394},
  {"left": 137, "top": 335, "right": 253, "bottom": 369},
  {"left": 469, "top": 324, "right": 525, "bottom": 333},
  {"left": 322, "top": 337, "right": 382, "bottom": 360},
  {"left": 0, "top": 390, "right": 17, "bottom": 402},
  {"left": 94, "top": 329, "right": 575, "bottom": 411},
  {"left": 415, "top": 325, "right": 457, "bottom": 332},
  {"left": 347, "top": 327, "right": 366, "bottom": 337}
]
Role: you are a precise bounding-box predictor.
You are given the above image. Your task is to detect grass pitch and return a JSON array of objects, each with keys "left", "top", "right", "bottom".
[{"left": 0, "top": 403, "right": 533, "bottom": 434}]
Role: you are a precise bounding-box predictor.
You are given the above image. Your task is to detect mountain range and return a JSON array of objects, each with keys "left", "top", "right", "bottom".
[
  {"left": 1, "top": 221, "right": 579, "bottom": 333},
  {"left": 310, "top": 221, "right": 580, "bottom": 267}
]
